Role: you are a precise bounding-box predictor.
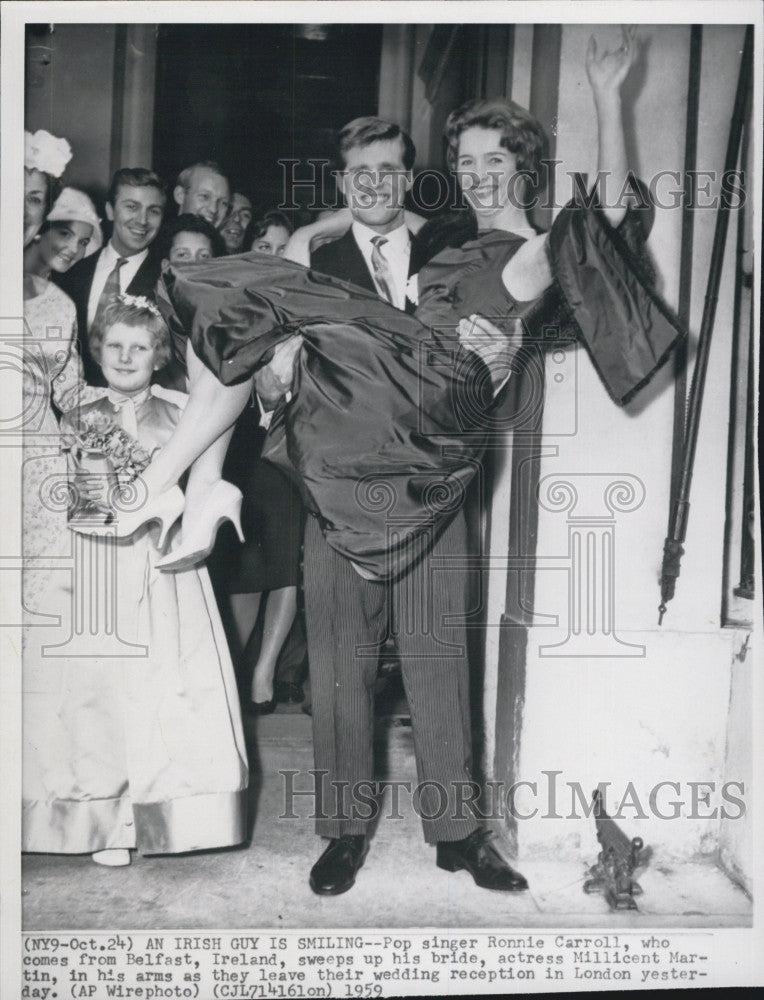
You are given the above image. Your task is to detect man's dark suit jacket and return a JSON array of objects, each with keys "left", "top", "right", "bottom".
[
  {"left": 53, "top": 247, "right": 163, "bottom": 386},
  {"left": 310, "top": 228, "right": 425, "bottom": 315}
]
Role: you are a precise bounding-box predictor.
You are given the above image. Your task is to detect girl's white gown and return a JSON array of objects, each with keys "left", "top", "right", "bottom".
[{"left": 22, "top": 309, "right": 248, "bottom": 854}]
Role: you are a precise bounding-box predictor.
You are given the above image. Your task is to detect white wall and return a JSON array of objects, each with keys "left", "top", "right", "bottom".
[
  {"left": 482, "top": 24, "right": 753, "bottom": 870},
  {"left": 718, "top": 631, "right": 753, "bottom": 893}
]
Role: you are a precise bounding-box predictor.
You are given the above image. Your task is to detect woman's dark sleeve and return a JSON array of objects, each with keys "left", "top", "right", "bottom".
[{"left": 544, "top": 183, "right": 685, "bottom": 405}]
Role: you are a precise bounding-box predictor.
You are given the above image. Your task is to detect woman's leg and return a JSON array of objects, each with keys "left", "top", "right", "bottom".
[
  {"left": 250, "top": 586, "right": 298, "bottom": 703},
  {"left": 144, "top": 342, "right": 251, "bottom": 495},
  {"left": 229, "top": 592, "right": 262, "bottom": 663},
  {"left": 182, "top": 346, "right": 245, "bottom": 516}
]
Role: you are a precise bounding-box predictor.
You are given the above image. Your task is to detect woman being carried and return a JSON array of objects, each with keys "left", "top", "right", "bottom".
[{"left": 81, "top": 28, "right": 681, "bottom": 575}]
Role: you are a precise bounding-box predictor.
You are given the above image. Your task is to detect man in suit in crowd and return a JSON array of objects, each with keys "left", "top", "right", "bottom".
[
  {"left": 54, "top": 167, "right": 167, "bottom": 386},
  {"left": 303, "top": 117, "right": 528, "bottom": 896},
  {"left": 311, "top": 118, "right": 424, "bottom": 310},
  {"left": 173, "top": 161, "right": 231, "bottom": 229}
]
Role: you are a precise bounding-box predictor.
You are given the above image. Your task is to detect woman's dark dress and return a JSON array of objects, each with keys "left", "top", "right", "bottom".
[
  {"left": 210, "top": 397, "right": 303, "bottom": 593},
  {"left": 158, "top": 199, "right": 683, "bottom": 581}
]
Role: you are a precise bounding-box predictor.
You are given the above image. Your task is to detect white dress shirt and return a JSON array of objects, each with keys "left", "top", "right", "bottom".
[
  {"left": 87, "top": 243, "right": 150, "bottom": 328},
  {"left": 351, "top": 220, "right": 411, "bottom": 311}
]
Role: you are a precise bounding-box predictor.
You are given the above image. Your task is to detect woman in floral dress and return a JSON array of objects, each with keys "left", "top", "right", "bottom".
[{"left": 21, "top": 187, "right": 102, "bottom": 611}]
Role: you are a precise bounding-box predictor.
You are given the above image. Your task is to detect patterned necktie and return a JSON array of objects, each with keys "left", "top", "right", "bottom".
[
  {"left": 95, "top": 255, "right": 128, "bottom": 320},
  {"left": 370, "top": 235, "right": 395, "bottom": 305}
]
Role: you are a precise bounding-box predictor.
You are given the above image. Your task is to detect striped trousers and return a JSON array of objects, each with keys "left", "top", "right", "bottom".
[{"left": 303, "top": 511, "right": 479, "bottom": 843}]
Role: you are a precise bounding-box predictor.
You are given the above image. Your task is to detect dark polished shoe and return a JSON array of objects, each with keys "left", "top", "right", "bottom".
[
  {"left": 309, "top": 835, "right": 368, "bottom": 896},
  {"left": 274, "top": 681, "right": 305, "bottom": 704},
  {"left": 244, "top": 698, "right": 276, "bottom": 716},
  {"left": 436, "top": 828, "right": 529, "bottom": 892}
]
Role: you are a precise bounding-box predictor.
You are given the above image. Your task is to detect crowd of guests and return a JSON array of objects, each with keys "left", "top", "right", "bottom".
[
  {"left": 22, "top": 27, "right": 662, "bottom": 896},
  {"left": 23, "top": 139, "right": 307, "bottom": 711},
  {"left": 22, "top": 137, "right": 312, "bottom": 868}
]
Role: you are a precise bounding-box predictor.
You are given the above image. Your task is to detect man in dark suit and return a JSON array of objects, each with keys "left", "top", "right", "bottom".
[
  {"left": 303, "top": 117, "right": 528, "bottom": 897},
  {"left": 311, "top": 119, "right": 424, "bottom": 310},
  {"left": 54, "top": 167, "right": 166, "bottom": 386}
]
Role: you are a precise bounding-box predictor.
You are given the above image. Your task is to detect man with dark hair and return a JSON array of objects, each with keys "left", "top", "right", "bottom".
[
  {"left": 336, "top": 116, "right": 416, "bottom": 173},
  {"left": 173, "top": 161, "right": 231, "bottom": 229},
  {"left": 219, "top": 192, "right": 254, "bottom": 254},
  {"left": 161, "top": 213, "right": 227, "bottom": 263},
  {"left": 311, "top": 116, "right": 423, "bottom": 311},
  {"left": 303, "top": 117, "right": 527, "bottom": 898},
  {"left": 54, "top": 167, "right": 167, "bottom": 385}
]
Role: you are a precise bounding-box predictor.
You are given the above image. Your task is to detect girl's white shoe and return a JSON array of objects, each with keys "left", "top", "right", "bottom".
[
  {"left": 91, "top": 849, "right": 131, "bottom": 867},
  {"left": 156, "top": 480, "right": 244, "bottom": 572}
]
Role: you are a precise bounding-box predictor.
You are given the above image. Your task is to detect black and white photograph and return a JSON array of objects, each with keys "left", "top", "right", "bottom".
[{"left": 1, "top": 1, "right": 762, "bottom": 995}]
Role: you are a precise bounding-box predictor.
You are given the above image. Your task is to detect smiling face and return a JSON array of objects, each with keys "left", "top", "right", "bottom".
[
  {"left": 175, "top": 167, "right": 231, "bottom": 228},
  {"left": 38, "top": 220, "right": 94, "bottom": 273},
  {"left": 252, "top": 223, "right": 290, "bottom": 257},
  {"left": 106, "top": 184, "right": 165, "bottom": 256},
  {"left": 455, "top": 127, "right": 521, "bottom": 227},
  {"left": 168, "top": 230, "right": 214, "bottom": 265},
  {"left": 24, "top": 168, "right": 49, "bottom": 243},
  {"left": 98, "top": 322, "right": 158, "bottom": 396},
  {"left": 339, "top": 137, "right": 411, "bottom": 233},
  {"left": 219, "top": 193, "right": 253, "bottom": 253}
]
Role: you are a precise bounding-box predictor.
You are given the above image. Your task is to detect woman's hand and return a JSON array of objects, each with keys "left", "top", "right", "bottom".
[
  {"left": 458, "top": 314, "right": 523, "bottom": 397},
  {"left": 404, "top": 209, "right": 427, "bottom": 235},
  {"left": 586, "top": 25, "right": 637, "bottom": 226},
  {"left": 283, "top": 208, "right": 354, "bottom": 265},
  {"left": 253, "top": 334, "right": 302, "bottom": 407},
  {"left": 586, "top": 25, "right": 636, "bottom": 101}
]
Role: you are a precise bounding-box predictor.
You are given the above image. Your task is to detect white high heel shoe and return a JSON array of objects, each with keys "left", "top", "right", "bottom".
[
  {"left": 92, "top": 849, "right": 131, "bottom": 867},
  {"left": 156, "top": 480, "right": 244, "bottom": 572},
  {"left": 69, "top": 484, "right": 185, "bottom": 548}
]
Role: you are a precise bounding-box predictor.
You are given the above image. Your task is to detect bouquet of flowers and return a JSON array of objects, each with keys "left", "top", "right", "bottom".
[{"left": 63, "top": 411, "right": 154, "bottom": 524}]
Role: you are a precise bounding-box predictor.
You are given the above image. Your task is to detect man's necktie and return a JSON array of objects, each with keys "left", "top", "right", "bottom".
[
  {"left": 95, "top": 256, "right": 128, "bottom": 321},
  {"left": 370, "top": 236, "right": 395, "bottom": 305}
]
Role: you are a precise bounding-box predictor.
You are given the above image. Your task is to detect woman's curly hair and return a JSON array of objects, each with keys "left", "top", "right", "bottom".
[{"left": 444, "top": 98, "right": 547, "bottom": 183}]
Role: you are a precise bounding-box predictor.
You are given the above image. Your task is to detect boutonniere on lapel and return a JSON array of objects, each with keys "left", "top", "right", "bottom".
[{"left": 405, "top": 273, "right": 419, "bottom": 307}]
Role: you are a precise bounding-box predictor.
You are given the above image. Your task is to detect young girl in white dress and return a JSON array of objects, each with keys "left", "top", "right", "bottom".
[{"left": 22, "top": 295, "right": 248, "bottom": 866}]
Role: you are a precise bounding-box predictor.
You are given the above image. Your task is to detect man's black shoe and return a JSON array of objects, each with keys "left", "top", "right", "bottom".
[
  {"left": 436, "top": 828, "right": 529, "bottom": 891},
  {"left": 309, "top": 835, "right": 368, "bottom": 895}
]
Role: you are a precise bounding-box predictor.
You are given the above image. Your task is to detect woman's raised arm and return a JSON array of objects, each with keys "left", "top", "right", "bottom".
[
  {"left": 502, "top": 25, "right": 637, "bottom": 299},
  {"left": 586, "top": 24, "right": 637, "bottom": 226}
]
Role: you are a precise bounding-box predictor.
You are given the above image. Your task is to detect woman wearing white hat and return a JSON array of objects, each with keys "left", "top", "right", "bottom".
[{"left": 24, "top": 129, "right": 74, "bottom": 247}]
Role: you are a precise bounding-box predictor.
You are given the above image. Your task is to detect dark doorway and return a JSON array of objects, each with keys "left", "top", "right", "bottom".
[{"left": 152, "top": 23, "right": 383, "bottom": 221}]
